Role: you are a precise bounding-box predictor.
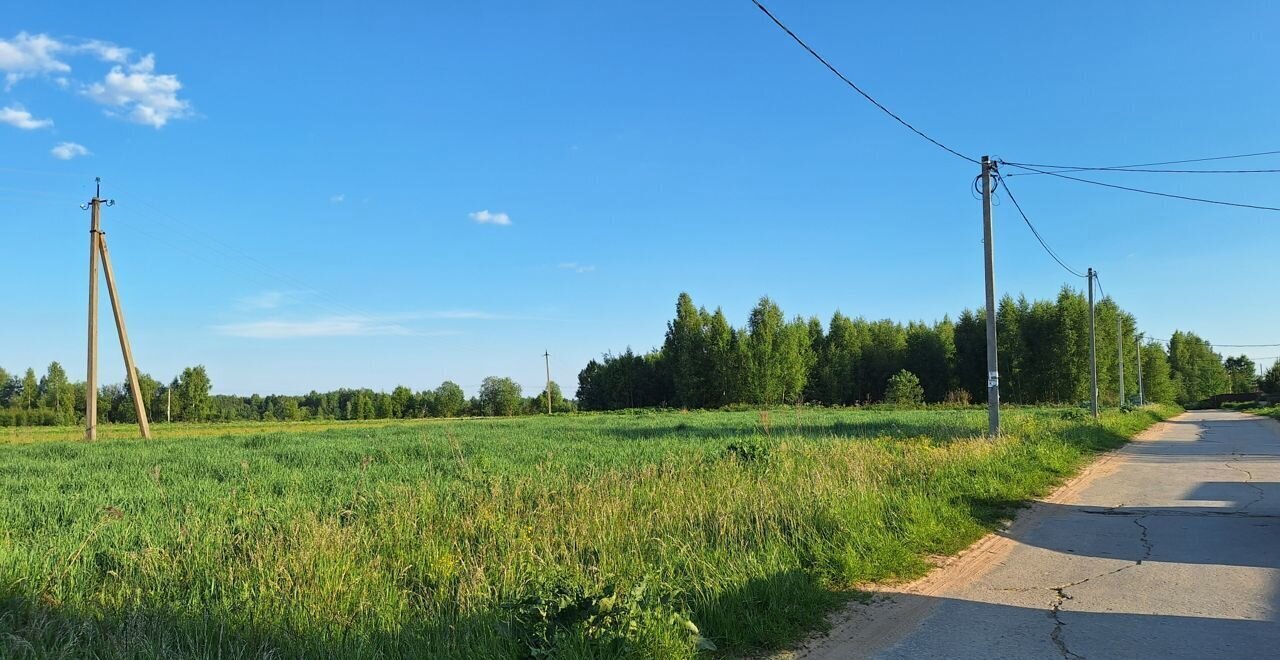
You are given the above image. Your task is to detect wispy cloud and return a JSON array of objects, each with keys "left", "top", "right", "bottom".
[
  {"left": 329, "top": 193, "right": 345, "bottom": 204},
  {"left": 235, "top": 290, "right": 304, "bottom": 311},
  {"left": 214, "top": 316, "right": 416, "bottom": 339},
  {"left": 50, "top": 141, "right": 90, "bottom": 160},
  {"left": 214, "top": 308, "right": 536, "bottom": 339},
  {"left": 0, "top": 105, "right": 52, "bottom": 129},
  {"left": 469, "top": 209, "right": 511, "bottom": 226},
  {"left": 558, "top": 262, "right": 596, "bottom": 274}
]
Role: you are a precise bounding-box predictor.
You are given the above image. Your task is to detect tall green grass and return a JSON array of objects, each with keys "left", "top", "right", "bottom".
[{"left": 0, "top": 405, "right": 1177, "bottom": 658}]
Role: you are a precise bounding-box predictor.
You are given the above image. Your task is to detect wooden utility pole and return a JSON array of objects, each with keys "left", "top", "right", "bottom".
[
  {"left": 100, "top": 232, "right": 152, "bottom": 438},
  {"left": 543, "top": 350, "right": 552, "bottom": 415},
  {"left": 981, "top": 156, "right": 1000, "bottom": 437},
  {"left": 83, "top": 178, "right": 152, "bottom": 439},
  {"left": 1088, "top": 268, "right": 1099, "bottom": 420}
]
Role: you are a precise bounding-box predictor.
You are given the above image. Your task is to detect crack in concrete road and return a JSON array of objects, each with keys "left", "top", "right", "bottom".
[
  {"left": 1225, "top": 457, "right": 1265, "bottom": 511},
  {"left": 1045, "top": 515, "right": 1154, "bottom": 659}
]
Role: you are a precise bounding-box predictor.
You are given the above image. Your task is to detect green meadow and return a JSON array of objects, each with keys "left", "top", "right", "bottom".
[{"left": 0, "top": 405, "right": 1177, "bottom": 658}]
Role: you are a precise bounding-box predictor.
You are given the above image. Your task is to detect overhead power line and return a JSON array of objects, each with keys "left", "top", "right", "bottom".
[
  {"left": 1001, "top": 149, "right": 1280, "bottom": 176},
  {"left": 749, "top": 0, "right": 977, "bottom": 164},
  {"left": 997, "top": 161, "right": 1280, "bottom": 212},
  {"left": 994, "top": 173, "right": 1087, "bottom": 279},
  {"left": 1008, "top": 166, "right": 1280, "bottom": 176}
]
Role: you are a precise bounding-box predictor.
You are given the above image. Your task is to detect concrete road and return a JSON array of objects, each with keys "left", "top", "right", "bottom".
[{"left": 799, "top": 410, "right": 1280, "bottom": 659}]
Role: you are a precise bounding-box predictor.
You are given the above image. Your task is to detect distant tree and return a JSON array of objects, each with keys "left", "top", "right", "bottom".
[
  {"left": 531, "top": 381, "right": 572, "bottom": 414},
  {"left": 742, "top": 297, "right": 785, "bottom": 405},
  {"left": 174, "top": 366, "right": 213, "bottom": 422},
  {"left": 39, "top": 362, "right": 74, "bottom": 423},
  {"left": 953, "top": 309, "right": 987, "bottom": 403},
  {"left": 390, "top": 385, "right": 413, "bottom": 418},
  {"left": 884, "top": 369, "right": 924, "bottom": 406},
  {"left": 20, "top": 368, "right": 38, "bottom": 411},
  {"left": 478, "top": 377, "right": 523, "bottom": 416},
  {"left": 703, "top": 308, "right": 736, "bottom": 407},
  {"left": 1139, "top": 342, "right": 1177, "bottom": 404},
  {"left": 904, "top": 320, "right": 952, "bottom": 403},
  {"left": 433, "top": 381, "right": 466, "bottom": 417},
  {"left": 1260, "top": 361, "right": 1280, "bottom": 396},
  {"left": 1224, "top": 355, "right": 1258, "bottom": 394},
  {"left": 665, "top": 292, "right": 706, "bottom": 408},
  {"left": 1167, "top": 332, "right": 1229, "bottom": 404}
]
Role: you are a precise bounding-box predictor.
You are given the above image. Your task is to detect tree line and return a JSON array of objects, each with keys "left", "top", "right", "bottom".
[
  {"left": 576, "top": 290, "right": 1277, "bottom": 411},
  {"left": 0, "top": 365, "right": 572, "bottom": 427}
]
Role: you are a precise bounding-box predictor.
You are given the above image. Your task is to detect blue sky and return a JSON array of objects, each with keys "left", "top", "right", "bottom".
[{"left": 2, "top": 1, "right": 1278, "bottom": 396}]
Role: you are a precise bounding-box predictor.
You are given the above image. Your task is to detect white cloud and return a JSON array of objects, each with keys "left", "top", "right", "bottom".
[
  {"left": 235, "top": 290, "right": 304, "bottom": 311},
  {"left": 0, "top": 105, "right": 52, "bottom": 129},
  {"left": 83, "top": 53, "right": 191, "bottom": 128},
  {"left": 330, "top": 193, "right": 345, "bottom": 204},
  {"left": 50, "top": 141, "right": 90, "bottom": 160},
  {"left": 558, "top": 262, "right": 596, "bottom": 274},
  {"left": 75, "top": 39, "right": 132, "bottom": 64},
  {"left": 0, "top": 32, "right": 69, "bottom": 88},
  {"left": 214, "top": 315, "right": 415, "bottom": 339},
  {"left": 469, "top": 209, "right": 512, "bottom": 226}
]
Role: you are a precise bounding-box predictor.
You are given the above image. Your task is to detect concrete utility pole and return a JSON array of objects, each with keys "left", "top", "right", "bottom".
[
  {"left": 167, "top": 387, "right": 172, "bottom": 423},
  {"left": 981, "top": 156, "right": 1000, "bottom": 436},
  {"left": 1136, "top": 333, "right": 1145, "bottom": 406},
  {"left": 1088, "top": 268, "right": 1099, "bottom": 420},
  {"left": 1117, "top": 315, "right": 1126, "bottom": 406},
  {"left": 86, "top": 181, "right": 102, "bottom": 440},
  {"left": 83, "top": 178, "right": 152, "bottom": 440},
  {"left": 543, "top": 350, "right": 552, "bottom": 415}
]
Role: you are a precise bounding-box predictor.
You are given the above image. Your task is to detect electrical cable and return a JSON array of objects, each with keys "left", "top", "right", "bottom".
[
  {"left": 1001, "top": 149, "right": 1280, "bottom": 176},
  {"left": 994, "top": 172, "right": 1087, "bottom": 279},
  {"left": 998, "top": 161, "right": 1280, "bottom": 212},
  {"left": 749, "top": 0, "right": 977, "bottom": 164}
]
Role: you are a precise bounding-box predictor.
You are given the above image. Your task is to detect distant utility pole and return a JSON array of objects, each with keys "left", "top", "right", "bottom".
[
  {"left": 981, "top": 156, "right": 1000, "bottom": 437},
  {"left": 83, "top": 178, "right": 152, "bottom": 440},
  {"left": 543, "top": 350, "right": 553, "bottom": 414},
  {"left": 1088, "top": 268, "right": 1099, "bottom": 420},
  {"left": 167, "top": 387, "right": 172, "bottom": 423},
  {"left": 1117, "top": 315, "right": 1126, "bottom": 406},
  {"left": 1136, "top": 333, "right": 1145, "bottom": 406}
]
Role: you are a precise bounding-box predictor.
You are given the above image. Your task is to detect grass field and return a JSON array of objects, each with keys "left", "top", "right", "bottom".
[{"left": 0, "top": 405, "right": 1178, "bottom": 658}]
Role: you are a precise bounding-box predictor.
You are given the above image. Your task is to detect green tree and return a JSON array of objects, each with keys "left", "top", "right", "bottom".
[
  {"left": 1224, "top": 355, "right": 1258, "bottom": 393},
  {"left": 702, "top": 308, "right": 736, "bottom": 407},
  {"left": 1260, "top": 360, "right": 1280, "bottom": 396},
  {"left": 742, "top": 297, "right": 812, "bottom": 405},
  {"left": 478, "top": 377, "right": 523, "bottom": 416},
  {"left": 39, "top": 362, "right": 74, "bottom": 423},
  {"left": 884, "top": 369, "right": 924, "bottom": 406},
  {"left": 664, "top": 292, "right": 707, "bottom": 408},
  {"left": 433, "top": 381, "right": 466, "bottom": 417},
  {"left": 904, "top": 320, "right": 952, "bottom": 403},
  {"left": 532, "top": 381, "right": 571, "bottom": 413},
  {"left": 953, "top": 309, "right": 986, "bottom": 403},
  {"left": 174, "top": 365, "right": 212, "bottom": 422},
  {"left": 1167, "top": 332, "right": 1228, "bottom": 405},
  {"left": 1139, "top": 342, "right": 1177, "bottom": 404},
  {"left": 390, "top": 385, "right": 414, "bottom": 418},
  {"left": 20, "top": 368, "right": 39, "bottom": 411}
]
